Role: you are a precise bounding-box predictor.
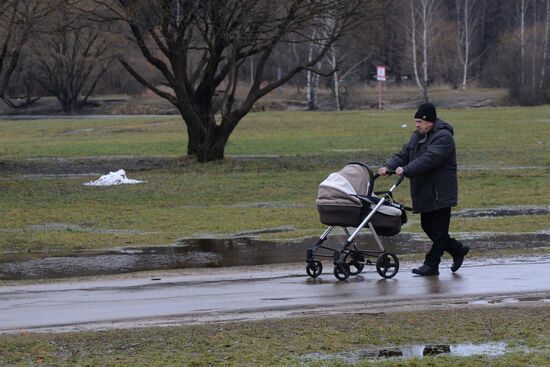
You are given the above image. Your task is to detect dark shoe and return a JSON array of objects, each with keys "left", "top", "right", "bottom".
[
  {"left": 451, "top": 245, "right": 470, "bottom": 272},
  {"left": 412, "top": 264, "right": 439, "bottom": 276}
]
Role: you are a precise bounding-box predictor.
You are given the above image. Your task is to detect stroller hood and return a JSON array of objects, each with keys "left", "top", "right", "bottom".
[{"left": 316, "top": 164, "right": 371, "bottom": 207}]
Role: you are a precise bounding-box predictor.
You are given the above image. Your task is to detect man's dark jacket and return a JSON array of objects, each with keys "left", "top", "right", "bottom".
[{"left": 384, "top": 119, "right": 457, "bottom": 213}]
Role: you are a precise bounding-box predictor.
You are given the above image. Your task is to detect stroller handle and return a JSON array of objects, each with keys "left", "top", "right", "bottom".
[{"left": 373, "top": 170, "right": 405, "bottom": 188}]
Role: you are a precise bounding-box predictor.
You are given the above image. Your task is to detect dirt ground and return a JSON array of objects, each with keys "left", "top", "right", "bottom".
[{"left": 0, "top": 156, "right": 181, "bottom": 175}]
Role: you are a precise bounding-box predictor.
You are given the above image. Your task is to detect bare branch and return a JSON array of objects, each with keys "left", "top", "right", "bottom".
[{"left": 118, "top": 57, "right": 177, "bottom": 105}]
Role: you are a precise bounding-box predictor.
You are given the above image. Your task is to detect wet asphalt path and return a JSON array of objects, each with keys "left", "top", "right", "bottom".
[{"left": 1, "top": 260, "right": 549, "bottom": 333}]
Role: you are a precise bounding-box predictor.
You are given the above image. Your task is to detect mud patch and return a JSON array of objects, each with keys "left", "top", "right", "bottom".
[
  {"left": 453, "top": 205, "right": 550, "bottom": 218},
  {"left": 0, "top": 250, "right": 221, "bottom": 280},
  {"left": 63, "top": 128, "right": 96, "bottom": 135},
  {"left": 458, "top": 164, "right": 548, "bottom": 171},
  {"left": 0, "top": 156, "right": 180, "bottom": 175},
  {"left": 187, "top": 226, "right": 296, "bottom": 239},
  {"left": 301, "top": 342, "right": 509, "bottom": 363},
  {"left": 0, "top": 173, "right": 98, "bottom": 181},
  {"left": 23, "top": 223, "right": 150, "bottom": 235},
  {"left": 0, "top": 114, "right": 169, "bottom": 120},
  {"left": 232, "top": 202, "right": 310, "bottom": 209}
]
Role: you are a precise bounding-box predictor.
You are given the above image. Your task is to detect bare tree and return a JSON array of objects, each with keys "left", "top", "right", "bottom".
[
  {"left": 456, "top": 0, "right": 481, "bottom": 90},
  {"left": 517, "top": 0, "right": 528, "bottom": 89},
  {"left": 91, "top": 0, "right": 363, "bottom": 162},
  {"left": 312, "top": 14, "right": 344, "bottom": 111},
  {"left": 409, "top": 0, "right": 440, "bottom": 101},
  {"left": 0, "top": 0, "right": 61, "bottom": 108},
  {"left": 33, "top": 8, "right": 113, "bottom": 113},
  {"left": 325, "top": 50, "right": 370, "bottom": 110},
  {"left": 306, "top": 30, "right": 320, "bottom": 110},
  {"left": 541, "top": 0, "right": 550, "bottom": 87}
]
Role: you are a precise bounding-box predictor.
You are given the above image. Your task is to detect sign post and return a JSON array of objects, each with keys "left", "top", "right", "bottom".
[{"left": 376, "top": 66, "right": 386, "bottom": 110}]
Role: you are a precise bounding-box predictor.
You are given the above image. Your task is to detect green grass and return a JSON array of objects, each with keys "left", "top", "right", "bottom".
[
  {"left": 0, "top": 306, "right": 548, "bottom": 366},
  {"left": 0, "top": 107, "right": 549, "bottom": 253},
  {"left": 1, "top": 107, "right": 550, "bottom": 366},
  {"left": 2, "top": 107, "right": 549, "bottom": 163}
]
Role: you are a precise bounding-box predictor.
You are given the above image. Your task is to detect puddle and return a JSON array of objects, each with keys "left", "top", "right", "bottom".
[
  {"left": 465, "top": 295, "right": 550, "bottom": 305},
  {"left": 301, "top": 342, "right": 509, "bottom": 363},
  {"left": 1, "top": 231, "right": 550, "bottom": 280}
]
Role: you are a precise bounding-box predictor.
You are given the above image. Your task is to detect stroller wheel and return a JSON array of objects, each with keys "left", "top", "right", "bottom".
[
  {"left": 333, "top": 263, "right": 351, "bottom": 281},
  {"left": 306, "top": 260, "right": 323, "bottom": 278},
  {"left": 376, "top": 253, "right": 399, "bottom": 279},
  {"left": 346, "top": 254, "right": 365, "bottom": 275}
]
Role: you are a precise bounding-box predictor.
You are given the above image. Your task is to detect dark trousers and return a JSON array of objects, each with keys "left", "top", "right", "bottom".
[{"left": 420, "top": 207, "right": 463, "bottom": 267}]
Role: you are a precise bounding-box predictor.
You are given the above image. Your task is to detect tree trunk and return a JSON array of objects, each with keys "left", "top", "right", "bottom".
[
  {"left": 532, "top": 0, "right": 537, "bottom": 89},
  {"left": 459, "top": 0, "right": 471, "bottom": 90},
  {"left": 196, "top": 137, "right": 227, "bottom": 162},
  {"left": 181, "top": 103, "right": 229, "bottom": 161},
  {"left": 410, "top": 0, "right": 428, "bottom": 101},
  {"left": 332, "top": 51, "right": 341, "bottom": 111},
  {"left": 186, "top": 125, "right": 201, "bottom": 156},
  {"left": 541, "top": 0, "right": 550, "bottom": 88},
  {"left": 521, "top": 0, "right": 527, "bottom": 89},
  {"left": 306, "top": 31, "right": 318, "bottom": 111},
  {"left": 421, "top": 0, "right": 429, "bottom": 98},
  {"left": 196, "top": 126, "right": 228, "bottom": 163},
  {"left": 307, "top": 71, "right": 318, "bottom": 110}
]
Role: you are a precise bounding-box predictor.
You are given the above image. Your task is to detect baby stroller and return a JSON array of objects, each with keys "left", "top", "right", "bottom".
[{"left": 306, "top": 162, "right": 409, "bottom": 280}]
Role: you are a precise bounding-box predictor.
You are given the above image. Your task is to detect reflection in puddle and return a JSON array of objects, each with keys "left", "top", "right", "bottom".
[
  {"left": 465, "top": 296, "right": 550, "bottom": 305},
  {"left": 451, "top": 343, "right": 507, "bottom": 356},
  {"left": 302, "top": 342, "right": 509, "bottom": 363}
]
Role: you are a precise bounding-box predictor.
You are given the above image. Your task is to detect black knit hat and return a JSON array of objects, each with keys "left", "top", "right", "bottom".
[{"left": 414, "top": 102, "right": 437, "bottom": 122}]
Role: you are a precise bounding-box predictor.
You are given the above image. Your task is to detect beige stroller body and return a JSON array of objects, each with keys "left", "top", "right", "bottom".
[{"left": 306, "top": 162, "right": 408, "bottom": 280}]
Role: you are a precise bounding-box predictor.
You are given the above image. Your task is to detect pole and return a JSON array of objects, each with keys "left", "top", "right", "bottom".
[
  {"left": 376, "top": 66, "right": 386, "bottom": 110},
  {"left": 378, "top": 80, "right": 382, "bottom": 110}
]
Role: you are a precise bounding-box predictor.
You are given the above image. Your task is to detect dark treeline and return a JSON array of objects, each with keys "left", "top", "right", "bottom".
[
  {"left": 1, "top": 0, "right": 549, "bottom": 161},
  {"left": 2, "top": 0, "right": 549, "bottom": 110}
]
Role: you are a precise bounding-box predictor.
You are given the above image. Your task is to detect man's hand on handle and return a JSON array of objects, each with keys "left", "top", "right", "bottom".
[
  {"left": 378, "top": 167, "right": 404, "bottom": 176},
  {"left": 377, "top": 167, "right": 388, "bottom": 176}
]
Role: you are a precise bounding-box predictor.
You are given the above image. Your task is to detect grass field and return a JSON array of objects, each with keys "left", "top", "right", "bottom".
[
  {"left": 0, "top": 306, "right": 548, "bottom": 366},
  {"left": 1, "top": 107, "right": 549, "bottom": 253},
  {"left": 1, "top": 106, "right": 550, "bottom": 366}
]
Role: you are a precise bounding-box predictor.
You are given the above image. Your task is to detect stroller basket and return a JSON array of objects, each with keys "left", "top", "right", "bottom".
[
  {"left": 317, "top": 204, "right": 403, "bottom": 236},
  {"left": 306, "top": 162, "right": 408, "bottom": 280}
]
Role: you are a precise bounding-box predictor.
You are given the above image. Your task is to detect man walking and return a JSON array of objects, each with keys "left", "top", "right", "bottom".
[{"left": 378, "top": 102, "right": 469, "bottom": 276}]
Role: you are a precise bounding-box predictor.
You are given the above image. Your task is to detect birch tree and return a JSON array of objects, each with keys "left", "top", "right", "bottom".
[
  {"left": 455, "top": 0, "right": 480, "bottom": 90},
  {"left": 518, "top": 0, "right": 528, "bottom": 89},
  {"left": 306, "top": 31, "right": 320, "bottom": 110},
  {"left": 409, "top": 0, "right": 439, "bottom": 101},
  {"left": 540, "top": 0, "right": 550, "bottom": 87}
]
